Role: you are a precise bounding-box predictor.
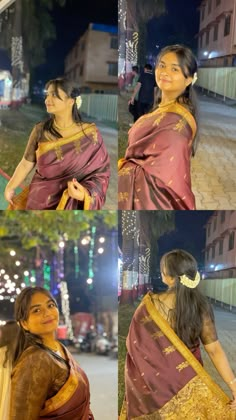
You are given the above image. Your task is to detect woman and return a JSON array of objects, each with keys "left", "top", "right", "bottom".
[
  {"left": 118, "top": 45, "right": 198, "bottom": 210},
  {"left": 4, "top": 78, "right": 110, "bottom": 210},
  {"left": 120, "top": 250, "right": 236, "bottom": 419},
  {"left": 9, "top": 286, "right": 93, "bottom": 420},
  {"left": 0, "top": 321, "right": 20, "bottom": 420}
]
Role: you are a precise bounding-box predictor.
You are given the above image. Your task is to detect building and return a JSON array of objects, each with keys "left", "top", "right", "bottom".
[
  {"left": 197, "top": 0, "right": 236, "bottom": 66},
  {"left": 64, "top": 23, "right": 118, "bottom": 93},
  {"left": 204, "top": 211, "right": 236, "bottom": 278}
]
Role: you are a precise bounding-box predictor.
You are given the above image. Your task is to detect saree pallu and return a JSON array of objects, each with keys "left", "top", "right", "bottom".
[
  {"left": 118, "top": 103, "right": 196, "bottom": 210},
  {"left": 40, "top": 347, "right": 93, "bottom": 420},
  {"left": 9, "top": 123, "right": 110, "bottom": 210},
  {"left": 120, "top": 292, "right": 235, "bottom": 419}
]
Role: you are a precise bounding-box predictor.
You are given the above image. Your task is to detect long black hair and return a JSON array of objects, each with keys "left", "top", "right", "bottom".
[
  {"left": 13, "top": 287, "right": 58, "bottom": 364},
  {"left": 160, "top": 249, "right": 213, "bottom": 348},
  {"left": 43, "top": 77, "right": 83, "bottom": 138},
  {"left": 0, "top": 320, "right": 20, "bottom": 367},
  {"left": 155, "top": 44, "right": 199, "bottom": 156}
]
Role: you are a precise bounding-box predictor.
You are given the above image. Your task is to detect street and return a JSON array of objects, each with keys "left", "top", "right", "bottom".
[
  {"left": 73, "top": 352, "right": 117, "bottom": 420},
  {"left": 192, "top": 93, "right": 236, "bottom": 209},
  {"left": 201, "top": 304, "right": 236, "bottom": 397}
]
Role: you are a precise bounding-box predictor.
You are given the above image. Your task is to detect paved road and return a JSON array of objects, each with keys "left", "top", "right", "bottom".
[
  {"left": 192, "top": 93, "right": 236, "bottom": 209},
  {"left": 73, "top": 352, "right": 118, "bottom": 420},
  {"left": 201, "top": 304, "right": 236, "bottom": 397}
]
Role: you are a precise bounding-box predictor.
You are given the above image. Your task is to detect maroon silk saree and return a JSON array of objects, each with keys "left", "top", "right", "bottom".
[
  {"left": 120, "top": 292, "right": 235, "bottom": 419},
  {"left": 40, "top": 347, "right": 93, "bottom": 420},
  {"left": 118, "top": 102, "right": 196, "bottom": 210},
  {"left": 9, "top": 124, "right": 110, "bottom": 210}
]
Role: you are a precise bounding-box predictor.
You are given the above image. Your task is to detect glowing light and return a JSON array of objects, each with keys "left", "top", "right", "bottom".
[
  {"left": 203, "top": 51, "right": 208, "bottom": 56},
  {"left": 10, "top": 298, "right": 15, "bottom": 303},
  {"left": 3, "top": 274, "right": 9, "bottom": 280},
  {"left": 10, "top": 250, "right": 16, "bottom": 256},
  {"left": 0, "top": 320, "right": 6, "bottom": 325},
  {"left": 63, "top": 293, "right": 69, "bottom": 300},
  {"left": 21, "top": 283, "right": 26, "bottom": 288},
  {"left": 30, "top": 276, "right": 36, "bottom": 283},
  {"left": 14, "top": 274, "right": 19, "bottom": 279},
  {"left": 24, "top": 270, "right": 29, "bottom": 276},
  {"left": 99, "top": 237, "right": 105, "bottom": 243},
  {"left": 98, "top": 247, "right": 104, "bottom": 254},
  {"left": 59, "top": 241, "right": 65, "bottom": 248},
  {"left": 15, "top": 261, "right": 21, "bottom": 266},
  {"left": 81, "top": 236, "right": 90, "bottom": 245},
  {"left": 0, "top": 296, "right": 3, "bottom": 300},
  {"left": 0, "top": 269, "right": 5, "bottom": 274},
  {"left": 87, "top": 278, "right": 93, "bottom": 285}
]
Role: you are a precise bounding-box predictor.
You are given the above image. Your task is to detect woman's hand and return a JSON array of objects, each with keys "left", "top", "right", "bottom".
[
  {"left": 4, "top": 186, "right": 15, "bottom": 204},
  {"left": 67, "top": 179, "right": 86, "bottom": 201},
  {"left": 230, "top": 391, "right": 236, "bottom": 410}
]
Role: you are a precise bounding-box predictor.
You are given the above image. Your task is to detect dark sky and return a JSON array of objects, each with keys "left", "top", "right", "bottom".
[
  {"left": 158, "top": 211, "right": 214, "bottom": 268},
  {"left": 147, "top": 0, "right": 202, "bottom": 59},
  {"left": 34, "top": 0, "right": 117, "bottom": 82}
]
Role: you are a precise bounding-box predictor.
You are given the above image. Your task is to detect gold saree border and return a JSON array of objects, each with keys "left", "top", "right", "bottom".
[
  {"left": 144, "top": 292, "right": 230, "bottom": 405},
  {"left": 56, "top": 187, "right": 92, "bottom": 210},
  {"left": 36, "top": 123, "right": 97, "bottom": 159}
]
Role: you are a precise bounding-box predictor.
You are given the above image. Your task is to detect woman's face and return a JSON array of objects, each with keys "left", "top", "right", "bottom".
[
  {"left": 21, "top": 292, "right": 59, "bottom": 337},
  {"left": 155, "top": 52, "right": 193, "bottom": 98},
  {"left": 44, "top": 84, "right": 74, "bottom": 115}
]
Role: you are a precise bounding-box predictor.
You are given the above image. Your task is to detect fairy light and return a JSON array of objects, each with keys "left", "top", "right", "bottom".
[
  {"left": 98, "top": 247, "right": 104, "bottom": 254},
  {"left": 10, "top": 250, "right": 16, "bottom": 256},
  {"left": 99, "top": 237, "right": 105, "bottom": 243},
  {"left": 87, "top": 226, "right": 96, "bottom": 289},
  {"left": 87, "top": 278, "right": 93, "bottom": 285},
  {"left": 43, "top": 261, "right": 51, "bottom": 290},
  {"left": 60, "top": 281, "right": 74, "bottom": 340},
  {"left": 74, "top": 243, "right": 79, "bottom": 279},
  {"left": 15, "top": 261, "right": 21, "bottom": 266}
]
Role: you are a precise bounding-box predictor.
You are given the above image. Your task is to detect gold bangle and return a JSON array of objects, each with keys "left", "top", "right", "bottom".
[{"left": 228, "top": 377, "right": 236, "bottom": 385}]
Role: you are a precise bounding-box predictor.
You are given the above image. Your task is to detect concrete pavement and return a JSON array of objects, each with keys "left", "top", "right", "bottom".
[
  {"left": 192, "top": 94, "right": 236, "bottom": 209},
  {"left": 201, "top": 304, "right": 236, "bottom": 397}
]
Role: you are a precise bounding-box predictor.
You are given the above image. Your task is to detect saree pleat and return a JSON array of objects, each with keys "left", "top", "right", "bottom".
[
  {"left": 120, "top": 292, "right": 235, "bottom": 420},
  {"left": 118, "top": 103, "right": 196, "bottom": 210}
]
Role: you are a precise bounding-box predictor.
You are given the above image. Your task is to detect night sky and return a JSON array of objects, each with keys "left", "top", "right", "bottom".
[
  {"left": 147, "top": 0, "right": 202, "bottom": 60},
  {"left": 158, "top": 211, "right": 214, "bottom": 268},
  {"left": 34, "top": 0, "right": 117, "bottom": 82}
]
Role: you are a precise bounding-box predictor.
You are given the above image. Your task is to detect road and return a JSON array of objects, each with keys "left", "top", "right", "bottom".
[
  {"left": 73, "top": 352, "right": 117, "bottom": 420},
  {"left": 201, "top": 304, "right": 236, "bottom": 397},
  {"left": 192, "top": 93, "right": 236, "bottom": 209}
]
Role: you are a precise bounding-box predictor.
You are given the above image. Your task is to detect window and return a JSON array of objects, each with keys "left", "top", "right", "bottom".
[
  {"left": 213, "top": 24, "right": 218, "bottom": 41},
  {"left": 108, "top": 62, "right": 118, "bottom": 76},
  {"left": 213, "top": 218, "right": 217, "bottom": 231},
  {"left": 220, "top": 211, "right": 225, "bottom": 223},
  {"left": 219, "top": 239, "right": 223, "bottom": 255},
  {"left": 224, "top": 15, "right": 231, "bottom": 37},
  {"left": 212, "top": 245, "right": 215, "bottom": 258},
  {"left": 229, "top": 231, "right": 235, "bottom": 251},
  {"left": 208, "top": 0, "right": 212, "bottom": 14},
  {"left": 206, "top": 30, "right": 210, "bottom": 46},
  {"left": 110, "top": 37, "right": 118, "bottom": 49}
]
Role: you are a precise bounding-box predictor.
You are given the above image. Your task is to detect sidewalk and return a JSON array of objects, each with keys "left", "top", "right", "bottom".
[{"left": 201, "top": 305, "right": 236, "bottom": 397}]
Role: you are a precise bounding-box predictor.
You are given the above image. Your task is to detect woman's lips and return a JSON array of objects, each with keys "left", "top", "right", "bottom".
[{"left": 43, "top": 319, "right": 55, "bottom": 324}]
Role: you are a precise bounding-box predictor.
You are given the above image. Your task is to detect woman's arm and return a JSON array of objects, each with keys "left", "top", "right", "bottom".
[
  {"left": 204, "top": 340, "right": 236, "bottom": 407},
  {"left": 4, "top": 158, "right": 35, "bottom": 203}
]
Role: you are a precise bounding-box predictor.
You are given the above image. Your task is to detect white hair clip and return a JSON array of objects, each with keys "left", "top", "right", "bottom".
[
  {"left": 75, "top": 95, "right": 82, "bottom": 110},
  {"left": 192, "top": 72, "right": 198, "bottom": 86},
  {"left": 179, "top": 271, "right": 200, "bottom": 288}
]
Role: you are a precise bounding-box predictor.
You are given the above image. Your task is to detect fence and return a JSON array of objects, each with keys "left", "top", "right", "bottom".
[
  {"left": 199, "top": 278, "right": 236, "bottom": 309},
  {"left": 197, "top": 67, "right": 236, "bottom": 101},
  {"left": 80, "top": 94, "right": 117, "bottom": 122}
]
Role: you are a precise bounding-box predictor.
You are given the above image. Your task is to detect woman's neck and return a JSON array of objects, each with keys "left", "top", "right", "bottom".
[
  {"left": 160, "top": 93, "right": 178, "bottom": 106},
  {"left": 54, "top": 113, "right": 74, "bottom": 129},
  {"left": 41, "top": 334, "right": 58, "bottom": 350}
]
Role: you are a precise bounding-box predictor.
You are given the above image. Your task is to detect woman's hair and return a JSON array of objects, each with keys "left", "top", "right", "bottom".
[
  {"left": 155, "top": 44, "right": 199, "bottom": 156},
  {"left": 14, "top": 287, "right": 58, "bottom": 364},
  {"left": 43, "top": 77, "right": 83, "bottom": 138},
  {"left": 160, "top": 249, "right": 212, "bottom": 348},
  {"left": 0, "top": 320, "right": 20, "bottom": 367}
]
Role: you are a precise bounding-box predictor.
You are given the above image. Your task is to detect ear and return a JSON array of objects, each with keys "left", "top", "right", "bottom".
[
  {"left": 185, "top": 76, "right": 193, "bottom": 88},
  {"left": 21, "top": 320, "right": 29, "bottom": 331}
]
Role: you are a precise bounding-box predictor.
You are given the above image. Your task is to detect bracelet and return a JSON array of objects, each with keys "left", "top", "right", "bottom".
[{"left": 228, "top": 377, "right": 236, "bottom": 385}]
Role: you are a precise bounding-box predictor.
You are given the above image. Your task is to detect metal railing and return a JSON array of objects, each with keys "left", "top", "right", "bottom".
[
  {"left": 197, "top": 67, "right": 236, "bottom": 101},
  {"left": 199, "top": 278, "right": 236, "bottom": 308},
  {"left": 80, "top": 94, "right": 118, "bottom": 122}
]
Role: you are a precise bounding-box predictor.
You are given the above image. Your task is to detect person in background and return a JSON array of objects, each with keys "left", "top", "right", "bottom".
[
  {"left": 129, "top": 63, "right": 157, "bottom": 118},
  {"left": 128, "top": 66, "right": 140, "bottom": 124}
]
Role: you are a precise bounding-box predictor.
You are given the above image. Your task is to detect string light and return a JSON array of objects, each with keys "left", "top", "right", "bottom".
[
  {"left": 10, "top": 250, "right": 16, "bottom": 256},
  {"left": 60, "top": 281, "right": 74, "bottom": 340},
  {"left": 98, "top": 247, "right": 104, "bottom": 254}
]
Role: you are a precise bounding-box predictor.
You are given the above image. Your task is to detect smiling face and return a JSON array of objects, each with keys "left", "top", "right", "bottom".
[
  {"left": 155, "top": 52, "right": 193, "bottom": 100},
  {"left": 44, "top": 83, "right": 74, "bottom": 115},
  {"left": 21, "top": 292, "right": 59, "bottom": 337}
]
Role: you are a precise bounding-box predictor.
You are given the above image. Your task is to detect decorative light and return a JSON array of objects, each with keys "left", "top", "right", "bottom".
[
  {"left": 10, "top": 298, "right": 15, "bottom": 303},
  {"left": 14, "top": 274, "right": 19, "bottom": 279},
  {"left": 24, "top": 270, "right": 29, "bottom": 276},
  {"left": 98, "top": 247, "right": 104, "bottom": 254},
  {"left": 0, "top": 296, "right": 3, "bottom": 300},
  {"left": 30, "top": 276, "right": 36, "bottom": 283},
  {"left": 4, "top": 274, "right": 9, "bottom": 280},
  {"left": 15, "top": 261, "right": 21, "bottom": 266},
  {"left": 87, "top": 278, "right": 93, "bottom": 285},
  {"left": 59, "top": 241, "right": 65, "bottom": 248},
  {"left": 81, "top": 236, "right": 90, "bottom": 245},
  {"left": 10, "top": 250, "right": 16, "bottom": 256},
  {"left": 99, "top": 237, "right": 105, "bottom": 243},
  {"left": 60, "top": 281, "right": 74, "bottom": 340},
  {"left": 0, "top": 269, "right": 5, "bottom": 274},
  {"left": 21, "top": 282, "right": 26, "bottom": 287}
]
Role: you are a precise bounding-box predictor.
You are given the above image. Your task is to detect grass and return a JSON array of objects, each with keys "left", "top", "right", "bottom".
[{"left": 118, "top": 302, "right": 139, "bottom": 414}]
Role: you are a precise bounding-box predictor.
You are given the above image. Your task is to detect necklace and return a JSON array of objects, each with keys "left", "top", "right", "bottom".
[{"left": 53, "top": 120, "right": 75, "bottom": 130}]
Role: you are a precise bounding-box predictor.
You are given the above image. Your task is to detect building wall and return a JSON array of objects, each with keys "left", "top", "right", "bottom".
[
  {"left": 198, "top": 0, "right": 236, "bottom": 64},
  {"left": 205, "top": 211, "right": 236, "bottom": 277},
  {"left": 64, "top": 24, "right": 118, "bottom": 92}
]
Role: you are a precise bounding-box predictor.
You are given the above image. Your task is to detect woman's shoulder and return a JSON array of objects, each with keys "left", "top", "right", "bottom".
[{"left": 15, "top": 346, "right": 52, "bottom": 367}]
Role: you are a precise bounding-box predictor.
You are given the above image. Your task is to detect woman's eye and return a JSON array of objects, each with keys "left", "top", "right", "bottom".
[
  {"left": 158, "top": 63, "right": 164, "bottom": 68},
  {"left": 49, "top": 303, "right": 56, "bottom": 308},
  {"left": 172, "top": 67, "right": 178, "bottom": 72}
]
